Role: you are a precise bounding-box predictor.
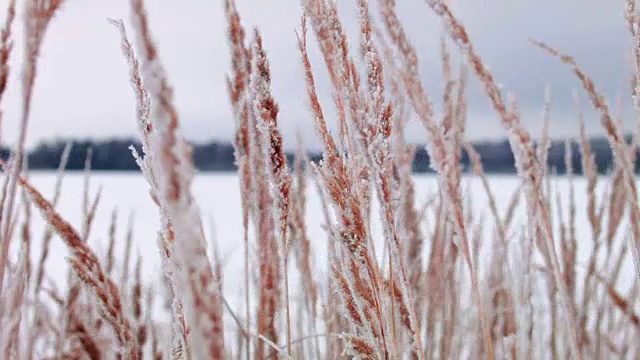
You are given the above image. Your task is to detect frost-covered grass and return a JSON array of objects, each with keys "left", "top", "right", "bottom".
[
  {"left": 7, "top": 171, "right": 637, "bottom": 355},
  {"left": 2, "top": 0, "right": 640, "bottom": 359},
  {"left": 8, "top": 171, "right": 640, "bottom": 359}
]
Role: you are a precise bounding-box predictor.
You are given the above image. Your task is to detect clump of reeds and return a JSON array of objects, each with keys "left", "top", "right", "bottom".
[{"left": 1, "top": 0, "right": 640, "bottom": 359}]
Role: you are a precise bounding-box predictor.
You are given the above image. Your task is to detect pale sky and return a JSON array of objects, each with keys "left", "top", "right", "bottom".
[{"left": 0, "top": 0, "right": 633, "bottom": 150}]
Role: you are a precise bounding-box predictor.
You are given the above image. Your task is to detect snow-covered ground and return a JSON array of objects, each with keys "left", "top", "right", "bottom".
[
  {"left": 26, "top": 173, "right": 517, "bottom": 292},
  {"left": 19, "top": 172, "right": 638, "bottom": 342}
]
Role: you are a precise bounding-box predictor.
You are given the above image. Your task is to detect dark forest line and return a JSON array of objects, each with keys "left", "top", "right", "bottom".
[{"left": 5, "top": 135, "right": 639, "bottom": 174}]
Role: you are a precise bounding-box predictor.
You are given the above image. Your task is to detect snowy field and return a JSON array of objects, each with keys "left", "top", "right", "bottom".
[
  {"left": 25, "top": 172, "right": 515, "bottom": 288},
  {"left": 19, "top": 172, "right": 638, "bottom": 335}
]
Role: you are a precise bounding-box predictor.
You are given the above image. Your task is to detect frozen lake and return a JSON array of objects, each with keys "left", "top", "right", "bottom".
[
  {"left": 14, "top": 171, "right": 639, "bottom": 345},
  {"left": 25, "top": 172, "right": 524, "bottom": 290}
]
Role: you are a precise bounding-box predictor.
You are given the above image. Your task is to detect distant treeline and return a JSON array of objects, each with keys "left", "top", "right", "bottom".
[{"left": 2, "top": 135, "right": 639, "bottom": 174}]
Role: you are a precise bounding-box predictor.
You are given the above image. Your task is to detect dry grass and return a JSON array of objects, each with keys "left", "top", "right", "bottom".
[{"left": 1, "top": 0, "right": 640, "bottom": 359}]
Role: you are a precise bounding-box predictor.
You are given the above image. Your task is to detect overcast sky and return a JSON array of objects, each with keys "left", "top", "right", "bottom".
[{"left": 0, "top": 0, "right": 634, "bottom": 150}]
